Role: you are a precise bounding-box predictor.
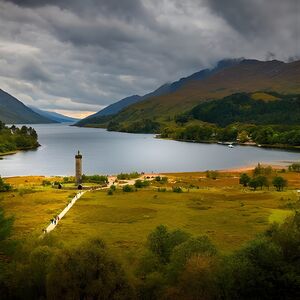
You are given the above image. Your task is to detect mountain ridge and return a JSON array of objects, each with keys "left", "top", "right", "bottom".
[
  {"left": 0, "top": 89, "right": 55, "bottom": 124},
  {"left": 77, "top": 58, "right": 243, "bottom": 126},
  {"left": 29, "top": 106, "right": 79, "bottom": 123}
]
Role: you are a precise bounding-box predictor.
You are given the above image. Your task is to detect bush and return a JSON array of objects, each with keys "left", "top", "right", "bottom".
[
  {"left": 172, "top": 187, "right": 183, "bottom": 193},
  {"left": 42, "top": 180, "right": 51, "bottom": 186},
  {"left": 107, "top": 189, "right": 113, "bottom": 196},
  {"left": 157, "top": 188, "right": 166, "bottom": 192},
  {"left": 122, "top": 185, "right": 134, "bottom": 192},
  {"left": 206, "top": 170, "right": 219, "bottom": 180},
  {"left": 110, "top": 185, "right": 116, "bottom": 191},
  {"left": 0, "top": 176, "right": 11, "bottom": 192},
  {"left": 134, "top": 179, "right": 150, "bottom": 188},
  {"left": 155, "top": 176, "right": 168, "bottom": 183}
]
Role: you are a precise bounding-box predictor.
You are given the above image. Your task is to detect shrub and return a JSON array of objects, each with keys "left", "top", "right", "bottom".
[
  {"left": 0, "top": 176, "right": 11, "bottom": 192},
  {"left": 206, "top": 170, "right": 219, "bottom": 180},
  {"left": 134, "top": 179, "right": 150, "bottom": 188},
  {"left": 42, "top": 180, "right": 51, "bottom": 186},
  {"left": 155, "top": 176, "right": 168, "bottom": 183},
  {"left": 172, "top": 187, "right": 183, "bottom": 193},
  {"left": 122, "top": 185, "right": 134, "bottom": 192},
  {"left": 107, "top": 189, "right": 113, "bottom": 196}
]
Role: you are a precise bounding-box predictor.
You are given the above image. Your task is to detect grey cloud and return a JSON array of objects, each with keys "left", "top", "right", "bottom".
[
  {"left": 205, "top": 0, "right": 297, "bottom": 34},
  {"left": 20, "top": 58, "right": 53, "bottom": 82},
  {"left": 0, "top": 0, "right": 299, "bottom": 114}
]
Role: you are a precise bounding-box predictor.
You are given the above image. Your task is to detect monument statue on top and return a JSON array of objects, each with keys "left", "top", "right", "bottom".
[{"left": 75, "top": 150, "right": 82, "bottom": 185}]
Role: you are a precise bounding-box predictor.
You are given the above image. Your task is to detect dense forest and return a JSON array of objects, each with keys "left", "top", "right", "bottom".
[
  {"left": 161, "top": 123, "right": 300, "bottom": 147},
  {"left": 0, "top": 121, "right": 39, "bottom": 154},
  {"left": 187, "top": 93, "right": 300, "bottom": 127}
]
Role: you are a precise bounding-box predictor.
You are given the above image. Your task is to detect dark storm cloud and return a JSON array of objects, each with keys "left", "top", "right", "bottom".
[
  {"left": 0, "top": 0, "right": 299, "bottom": 114},
  {"left": 206, "top": 0, "right": 298, "bottom": 37}
]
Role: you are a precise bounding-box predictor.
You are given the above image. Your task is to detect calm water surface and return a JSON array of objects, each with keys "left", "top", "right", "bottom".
[{"left": 0, "top": 123, "right": 299, "bottom": 176}]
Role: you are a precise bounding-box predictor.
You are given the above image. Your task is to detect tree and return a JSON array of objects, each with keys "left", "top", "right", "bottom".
[
  {"left": 239, "top": 173, "right": 251, "bottom": 187},
  {"left": 171, "top": 255, "right": 218, "bottom": 300},
  {"left": 272, "top": 176, "right": 287, "bottom": 191},
  {"left": 168, "top": 236, "right": 217, "bottom": 281},
  {"left": 256, "top": 175, "right": 269, "bottom": 190},
  {"left": 147, "top": 225, "right": 190, "bottom": 264},
  {"left": 248, "top": 178, "right": 260, "bottom": 190},
  {"left": 47, "top": 239, "right": 133, "bottom": 300}
]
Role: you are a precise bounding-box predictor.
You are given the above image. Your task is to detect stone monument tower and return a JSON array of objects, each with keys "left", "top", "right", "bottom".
[{"left": 75, "top": 150, "right": 82, "bottom": 185}]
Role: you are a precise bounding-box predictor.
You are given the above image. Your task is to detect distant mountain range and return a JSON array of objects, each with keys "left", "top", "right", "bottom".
[
  {"left": 0, "top": 89, "right": 78, "bottom": 124},
  {"left": 77, "top": 58, "right": 242, "bottom": 126},
  {"left": 76, "top": 58, "right": 300, "bottom": 129},
  {"left": 29, "top": 106, "right": 79, "bottom": 123}
]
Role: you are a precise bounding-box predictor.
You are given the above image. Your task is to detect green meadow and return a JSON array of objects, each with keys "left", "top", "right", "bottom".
[{"left": 48, "top": 171, "right": 297, "bottom": 273}]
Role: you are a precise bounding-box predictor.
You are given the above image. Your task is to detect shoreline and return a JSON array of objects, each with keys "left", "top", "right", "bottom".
[
  {"left": 0, "top": 144, "right": 40, "bottom": 157},
  {"left": 3, "top": 163, "right": 290, "bottom": 179},
  {"left": 155, "top": 135, "right": 300, "bottom": 152}
]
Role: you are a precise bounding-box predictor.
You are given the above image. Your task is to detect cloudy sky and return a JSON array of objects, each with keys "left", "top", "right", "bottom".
[{"left": 0, "top": 0, "right": 299, "bottom": 117}]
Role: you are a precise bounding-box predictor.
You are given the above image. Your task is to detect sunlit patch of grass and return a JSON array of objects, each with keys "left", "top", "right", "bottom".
[
  {"left": 268, "top": 209, "right": 293, "bottom": 224},
  {"left": 251, "top": 92, "right": 279, "bottom": 102},
  {"left": 0, "top": 188, "right": 75, "bottom": 239}
]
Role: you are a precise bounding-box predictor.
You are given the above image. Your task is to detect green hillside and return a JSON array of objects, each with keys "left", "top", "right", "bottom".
[{"left": 77, "top": 59, "right": 300, "bottom": 131}]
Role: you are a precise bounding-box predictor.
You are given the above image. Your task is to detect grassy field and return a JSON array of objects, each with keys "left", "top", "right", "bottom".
[
  {"left": 49, "top": 170, "right": 298, "bottom": 273},
  {"left": 1, "top": 171, "right": 299, "bottom": 272},
  {"left": 0, "top": 176, "right": 76, "bottom": 239}
]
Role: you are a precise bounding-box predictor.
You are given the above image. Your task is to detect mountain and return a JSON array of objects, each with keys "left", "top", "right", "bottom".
[
  {"left": 77, "top": 58, "right": 243, "bottom": 126},
  {"left": 0, "top": 89, "right": 55, "bottom": 124},
  {"left": 29, "top": 106, "right": 79, "bottom": 123},
  {"left": 77, "top": 58, "right": 300, "bottom": 131},
  {"left": 85, "top": 95, "right": 142, "bottom": 119}
]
